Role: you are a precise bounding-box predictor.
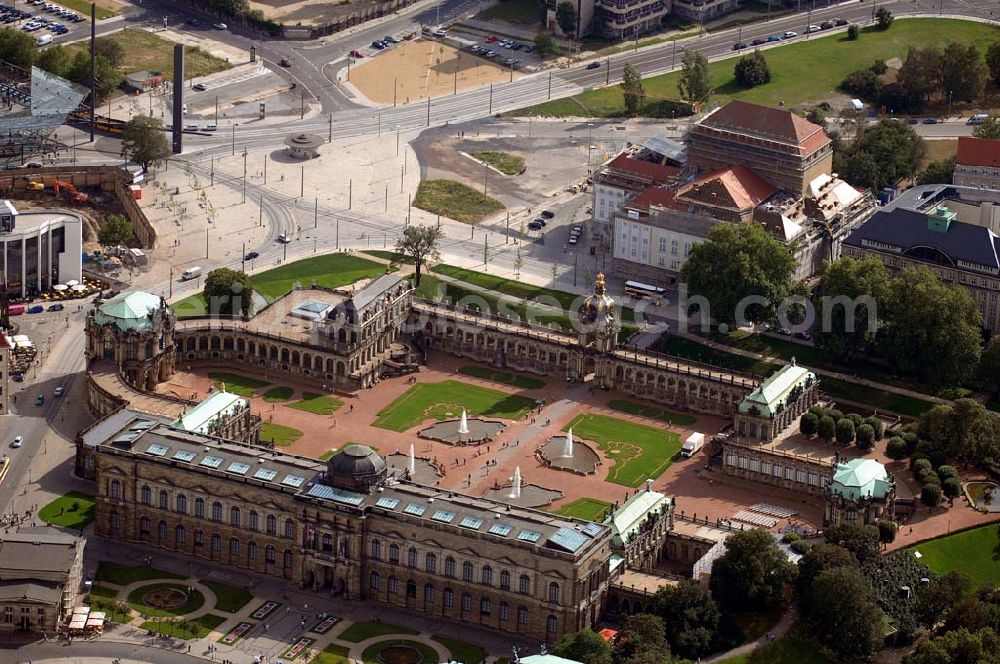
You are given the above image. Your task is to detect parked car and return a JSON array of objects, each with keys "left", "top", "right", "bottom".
[
  {"left": 568, "top": 236, "right": 578, "bottom": 245},
  {"left": 193, "top": 82, "right": 207, "bottom": 91},
  {"left": 432, "top": 28, "right": 446, "bottom": 37},
  {"left": 922, "top": 118, "right": 939, "bottom": 124},
  {"left": 732, "top": 41, "right": 747, "bottom": 50},
  {"left": 906, "top": 118, "right": 919, "bottom": 124},
  {"left": 213, "top": 22, "right": 227, "bottom": 29},
  {"left": 371, "top": 40, "right": 385, "bottom": 49},
  {"left": 485, "top": 34, "right": 497, "bottom": 42},
  {"left": 35, "top": 394, "right": 44, "bottom": 405},
  {"left": 277, "top": 233, "right": 292, "bottom": 243},
  {"left": 534, "top": 218, "right": 547, "bottom": 227},
  {"left": 778, "top": 327, "right": 792, "bottom": 335},
  {"left": 767, "top": 35, "right": 781, "bottom": 42},
  {"left": 11, "top": 436, "right": 22, "bottom": 448},
  {"left": 244, "top": 250, "right": 260, "bottom": 260},
  {"left": 349, "top": 49, "right": 365, "bottom": 58},
  {"left": 751, "top": 38, "right": 766, "bottom": 45},
  {"left": 27, "top": 304, "right": 43, "bottom": 313},
  {"left": 540, "top": 210, "right": 555, "bottom": 219},
  {"left": 48, "top": 303, "right": 63, "bottom": 311},
  {"left": 384, "top": 35, "right": 399, "bottom": 43},
  {"left": 279, "top": 57, "right": 292, "bottom": 67},
  {"left": 805, "top": 24, "right": 821, "bottom": 33},
  {"left": 54, "top": 386, "right": 64, "bottom": 396},
  {"left": 528, "top": 220, "right": 542, "bottom": 230},
  {"left": 186, "top": 17, "right": 200, "bottom": 24},
  {"left": 782, "top": 30, "right": 797, "bottom": 38},
  {"left": 834, "top": 17, "right": 848, "bottom": 25},
  {"left": 820, "top": 20, "right": 833, "bottom": 29}
]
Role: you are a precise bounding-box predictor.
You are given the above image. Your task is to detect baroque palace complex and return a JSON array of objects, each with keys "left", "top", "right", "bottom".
[{"left": 74, "top": 265, "right": 901, "bottom": 643}]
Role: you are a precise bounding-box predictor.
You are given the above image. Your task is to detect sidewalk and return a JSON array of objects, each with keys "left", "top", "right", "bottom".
[{"left": 703, "top": 607, "right": 797, "bottom": 663}]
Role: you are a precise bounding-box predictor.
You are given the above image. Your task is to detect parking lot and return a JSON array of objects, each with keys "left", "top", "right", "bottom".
[
  {"left": 464, "top": 35, "right": 536, "bottom": 71},
  {"left": 2, "top": 0, "right": 88, "bottom": 45}
]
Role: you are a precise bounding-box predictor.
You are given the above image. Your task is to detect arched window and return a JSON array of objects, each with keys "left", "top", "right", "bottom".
[
  {"left": 547, "top": 615, "right": 557, "bottom": 634},
  {"left": 481, "top": 597, "right": 491, "bottom": 615},
  {"left": 444, "top": 557, "right": 456, "bottom": 578},
  {"left": 176, "top": 494, "right": 187, "bottom": 515},
  {"left": 461, "top": 592, "right": 472, "bottom": 612},
  {"left": 140, "top": 486, "right": 151, "bottom": 505},
  {"left": 322, "top": 534, "right": 333, "bottom": 552},
  {"left": 388, "top": 543, "right": 399, "bottom": 565},
  {"left": 371, "top": 540, "right": 381, "bottom": 560},
  {"left": 211, "top": 534, "right": 222, "bottom": 552},
  {"left": 424, "top": 584, "right": 434, "bottom": 603},
  {"left": 139, "top": 516, "right": 150, "bottom": 534},
  {"left": 230, "top": 506, "right": 240, "bottom": 527},
  {"left": 443, "top": 588, "right": 454, "bottom": 608},
  {"left": 284, "top": 519, "right": 294, "bottom": 539},
  {"left": 211, "top": 502, "right": 222, "bottom": 522},
  {"left": 249, "top": 511, "right": 258, "bottom": 531},
  {"left": 462, "top": 561, "right": 473, "bottom": 582},
  {"left": 266, "top": 515, "right": 277, "bottom": 535},
  {"left": 194, "top": 530, "right": 204, "bottom": 546},
  {"left": 518, "top": 607, "right": 528, "bottom": 625},
  {"left": 248, "top": 542, "right": 257, "bottom": 561},
  {"left": 499, "top": 601, "right": 509, "bottom": 621},
  {"left": 109, "top": 480, "right": 122, "bottom": 500},
  {"left": 481, "top": 565, "right": 493, "bottom": 586},
  {"left": 500, "top": 570, "right": 511, "bottom": 591},
  {"left": 157, "top": 520, "right": 167, "bottom": 539},
  {"left": 283, "top": 550, "right": 293, "bottom": 568},
  {"left": 265, "top": 546, "right": 276, "bottom": 563},
  {"left": 548, "top": 582, "right": 560, "bottom": 604},
  {"left": 195, "top": 498, "right": 205, "bottom": 518},
  {"left": 407, "top": 580, "right": 417, "bottom": 597},
  {"left": 388, "top": 577, "right": 398, "bottom": 594},
  {"left": 519, "top": 575, "right": 530, "bottom": 595},
  {"left": 408, "top": 547, "right": 417, "bottom": 568},
  {"left": 425, "top": 553, "right": 437, "bottom": 573},
  {"left": 370, "top": 572, "right": 380, "bottom": 590},
  {"left": 230, "top": 538, "right": 240, "bottom": 556},
  {"left": 158, "top": 490, "right": 168, "bottom": 510},
  {"left": 175, "top": 525, "right": 186, "bottom": 543}
]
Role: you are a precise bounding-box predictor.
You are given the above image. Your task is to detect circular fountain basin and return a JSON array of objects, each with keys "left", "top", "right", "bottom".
[
  {"left": 965, "top": 481, "right": 1000, "bottom": 512},
  {"left": 539, "top": 436, "right": 601, "bottom": 475},
  {"left": 482, "top": 483, "right": 563, "bottom": 508},
  {"left": 418, "top": 418, "right": 505, "bottom": 445},
  {"left": 386, "top": 452, "right": 442, "bottom": 485}
]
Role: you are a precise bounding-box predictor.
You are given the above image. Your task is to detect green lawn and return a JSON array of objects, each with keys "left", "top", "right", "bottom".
[
  {"left": 88, "top": 594, "right": 131, "bottom": 623},
  {"left": 413, "top": 180, "right": 505, "bottom": 224},
  {"left": 607, "top": 399, "right": 698, "bottom": 427},
  {"left": 318, "top": 449, "right": 337, "bottom": 461},
  {"left": 311, "top": 644, "right": 351, "bottom": 664},
  {"left": 289, "top": 392, "right": 344, "bottom": 415},
  {"left": 373, "top": 380, "right": 536, "bottom": 432},
  {"left": 201, "top": 580, "right": 254, "bottom": 613},
  {"left": 458, "top": 366, "right": 545, "bottom": 389},
  {"left": 515, "top": 18, "right": 1000, "bottom": 117},
  {"left": 554, "top": 497, "right": 614, "bottom": 522},
  {"left": 263, "top": 386, "right": 294, "bottom": 402},
  {"left": 478, "top": 0, "right": 541, "bottom": 24},
  {"left": 337, "top": 620, "right": 419, "bottom": 642},
  {"left": 658, "top": 335, "right": 776, "bottom": 375},
  {"left": 60, "top": 0, "right": 117, "bottom": 19},
  {"left": 362, "top": 250, "right": 409, "bottom": 263},
  {"left": 209, "top": 372, "right": 269, "bottom": 398},
  {"left": 910, "top": 524, "right": 1000, "bottom": 588},
  {"left": 362, "top": 640, "right": 438, "bottom": 664},
  {"left": 38, "top": 491, "right": 95, "bottom": 529},
  {"left": 95, "top": 561, "right": 185, "bottom": 586},
  {"left": 260, "top": 422, "right": 304, "bottom": 446},
  {"left": 470, "top": 151, "right": 526, "bottom": 175},
  {"left": 565, "top": 413, "right": 681, "bottom": 486},
  {"left": 128, "top": 583, "right": 205, "bottom": 617},
  {"left": 67, "top": 29, "right": 229, "bottom": 81},
  {"left": 140, "top": 614, "right": 227, "bottom": 640},
  {"left": 432, "top": 635, "right": 487, "bottom": 664},
  {"left": 718, "top": 626, "right": 831, "bottom": 664}
]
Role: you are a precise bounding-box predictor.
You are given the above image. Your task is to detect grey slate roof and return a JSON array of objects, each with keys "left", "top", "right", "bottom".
[
  {"left": 345, "top": 273, "right": 404, "bottom": 313},
  {"left": 0, "top": 529, "right": 79, "bottom": 576},
  {"left": 0, "top": 581, "right": 62, "bottom": 604}
]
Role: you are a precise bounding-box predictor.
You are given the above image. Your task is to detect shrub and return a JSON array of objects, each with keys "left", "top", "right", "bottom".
[
  {"left": 790, "top": 539, "right": 812, "bottom": 555},
  {"left": 848, "top": 413, "right": 864, "bottom": 427},
  {"left": 818, "top": 415, "right": 836, "bottom": 442},
  {"left": 69, "top": 501, "right": 80, "bottom": 512},
  {"left": 847, "top": 24, "right": 859, "bottom": 40},
  {"left": 942, "top": 477, "right": 962, "bottom": 499},
  {"left": 904, "top": 431, "right": 920, "bottom": 454},
  {"left": 836, "top": 418, "right": 856, "bottom": 445},
  {"left": 800, "top": 412, "right": 819, "bottom": 436},
  {"left": 877, "top": 519, "right": 897, "bottom": 544},
  {"left": 886, "top": 436, "right": 909, "bottom": 460},
  {"left": 919, "top": 470, "right": 941, "bottom": 486},
  {"left": 936, "top": 465, "right": 958, "bottom": 480},
  {"left": 828, "top": 409, "right": 844, "bottom": 422},
  {"left": 734, "top": 50, "right": 771, "bottom": 88},
  {"left": 912, "top": 458, "right": 933, "bottom": 477},
  {"left": 809, "top": 405, "right": 828, "bottom": 418},
  {"left": 921, "top": 483, "right": 943, "bottom": 508},
  {"left": 782, "top": 532, "right": 800, "bottom": 543},
  {"left": 869, "top": 60, "right": 888, "bottom": 75},
  {"left": 856, "top": 423, "right": 876, "bottom": 451},
  {"left": 863, "top": 416, "right": 885, "bottom": 440}
]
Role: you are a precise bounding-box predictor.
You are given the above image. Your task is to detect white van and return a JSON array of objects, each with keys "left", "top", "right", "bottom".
[
  {"left": 35, "top": 34, "right": 52, "bottom": 46},
  {"left": 968, "top": 113, "right": 989, "bottom": 125},
  {"left": 181, "top": 266, "right": 202, "bottom": 281}
]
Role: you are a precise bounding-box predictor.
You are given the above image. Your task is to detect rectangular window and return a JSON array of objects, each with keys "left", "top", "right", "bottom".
[
  {"left": 785, "top": 467, "right": 794, "bottom": 480},
  {"left": 749, "top": 459, "right": 760, "bottom": 473},
  {"left": 808, "top": 472, "right": 818, "bottom": 486},
  {"left": 461, "top": 594, "right": 472, "bottom": 612},
  {"left": 796, "top": 469, "right": 806, "bottom": 483},
  {"left": 738, "top": 457, "right": 748, "bottom": 469},
  {"left": 773, "top": 464, "right": 782, "bottom": 477}
]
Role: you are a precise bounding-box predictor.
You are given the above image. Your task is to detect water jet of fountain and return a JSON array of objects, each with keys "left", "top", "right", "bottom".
[
  {"left": 508, "top": 466, "right": 522, "bottom": 499},
  {"left": 458, "top": 409, "right": 469, "bottom": 435},
  {"left": 563, "top": 428, "right": 574, "bottom": 458},
  {"left": 408, "top": 443, "right": 416, "bottom": 476}
]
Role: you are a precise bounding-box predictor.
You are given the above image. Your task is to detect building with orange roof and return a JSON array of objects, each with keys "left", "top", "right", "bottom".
[{"left": 953, "top": 136, "right": 1000, "bottom": 189}]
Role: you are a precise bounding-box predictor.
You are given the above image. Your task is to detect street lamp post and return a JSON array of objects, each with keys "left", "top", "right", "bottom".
[{"left": 231, "top": 123, "right": 238, "bottom": 156}]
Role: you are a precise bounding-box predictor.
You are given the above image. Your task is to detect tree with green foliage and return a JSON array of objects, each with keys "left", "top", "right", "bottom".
[
  {"left": 620, "top": 64, "right": 645, "bottom": 116},
  {"left": 534, "top": 31, "right": 557, "bottom": 57},
  {"left": 918, "top": 399, "right": 1000, "bottom": 466},
  {"left": 973, "top": 115, "right": 1000, "bottom": 139},
  {"left": 979, "top": 337, "right": 1000, "bottom": 395},
  {"left": 555, "top": 1, "right": 577, "bottom": 37},
  {"left": 922, "top": 482, "right": 943, "bottom": 509},
  {"left": 709, "top": 529, "right": 797, "bottom": 612},
  {"left": 36, "top": 44, "right": 73, "bottom": 78},
  {"left": 882, "top": 267, "right": 981, "bottom": 388},
  {"left": 734, "top": 50, "right": 771, "bottom": 88},
  {"left": 913, "top": 571, "right": 971, "bottom": 627},
  {"left": 800, "top": 412, "right": 818, "bottom": 437},
  {"left": 813, "top": 256, "right": 890, "bottom": 362},
  {"left": 0, "top": 27, "right": 36, "bottom": 69},
  {"left": 897, "top": 46, "right": 942, "bottom": 109},
  {"left": 904, "top": 627, "right": 1000, "bottom": 664},
  {"left": 877, "top": 519, "right": 897, "bottom": 546},
  {"left": 842, "top": 120, "right": 926, "bottom": 190},
  {"left": 942, "top": 591, "right": 1000, "bottom": 635},
  {"left": 678, "top": 49, "right": 711, "bottom": 104},
  {"left": 942, "top": 42, "right": 988, "bottom": 103},
  {"left": 796, "top": 543, "right": 856, "bottom": 602},
  {"left": 875, "top": 6, "right": 893, "bottom": 29},
  {"left": 204, "top": 267, "right": 254, "bottom": 317},
  {"left": 396, "top": 224, "right": 444, "bottom": 286},
  {"left": 680, "top": 223, "right": 795, "bottom": 325},
  {"left": 614, "top": 613, "right": 671, "bottom": 663},
  {"left": 988, "top": 42, "right": 1000, "bottom": 85},
  {"left": 835, "top": 418, "right": 856, "bottom": 445},
  {"left": 825, "top": 522, "right": 880, "bottom": 562},
  {"left": 817, "top": 415, "right": 836, "bottom": 443},
  {"left": 918, "top": 157, "right": 956, "bottom": 185},
  {"left": 886, "top": 436, "right": 909, "bottom": 460},
  {"left": 94, "top": 36, "right": 125, "bottom": 69},
  {"left": 554, "top": 628, "right": 612, "bottom": 664},
  {"left": 856, "top": 423, "right": 876, "bottom": 451},
  {"left": 863, "top": 416, "right": 885, "bottom": 440},
  {"left": 97, "top": 214, "right": 133, "bottom": 253},
  {"left": 121, "top": 115, "right": 171, "bottom": 172},
  {"left": 847, "top": 24, "right": 859, "bottom": 40},
  {"left": 650, "top": 580, "right": 720, "bottom": 659},
  {"left": 68, "top": 50, "right": 123, "bottom": 102},
  {"left": 803, "top": 567, "right": 885, "bottom": 660}
]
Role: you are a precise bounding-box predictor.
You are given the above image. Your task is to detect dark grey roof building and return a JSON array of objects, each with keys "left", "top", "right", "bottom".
[{"left": 0, "top": 527, "right": 85, "bottom": 633}]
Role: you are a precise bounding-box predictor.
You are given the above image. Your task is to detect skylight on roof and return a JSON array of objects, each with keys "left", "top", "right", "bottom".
[
  {"left": 517, "top": 529, "right": 542, "bottom": 543},
  {"left": 404, "top": 503, "right": 427, "bottom": 516},
  {"left": 488, "top": 523, "right": 512, "bottom": 537},
  {"left": 200, "top": 456, "right": 223, "bottom": 468},
  {"left": 253, "top": 468, "right": 277, "bottom": 481},
  {"left": 281, "top": 474, "right": 305, "bottom": 488},
  {"left": 459, "top": 516, "right": 484, "bottom": 530},
  {"left": 376, "top": 497, "right": 400, "bottom": 510},
  {"left": 146, "top": 443, "right": 169, "bottom": 457},
  {"left": 228, "top": 462, "right": 250, "bottom": 475},
  {"left": 305, "top": 483, "right": 365, "bottom": 506},
  {"left": 548, "top": 527, "right": 589, "bottom": 553},
  {"left": 582, "top": 523, "right": 604, "bottom": 538},
  {"left": 173, "top": 450, "right": 196, "bottom": 462},
  {"left": 431, "top": 510, "right": 455, "bottom": 523}
]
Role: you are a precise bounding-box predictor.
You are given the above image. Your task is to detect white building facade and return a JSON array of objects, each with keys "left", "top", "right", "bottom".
[{"left": 0, "top": 203, "right": 83, "bottom": 298}]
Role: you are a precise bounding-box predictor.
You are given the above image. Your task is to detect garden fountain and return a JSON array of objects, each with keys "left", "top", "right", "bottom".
[
  {"left": 509, "top": 466, "right": 522, "bottom": 499},
  {"left": 563, "top": 428, "right": 574, "bottom": 458},
  {"left": 458, "top": 409, "right": 469, "bottom": 435}
]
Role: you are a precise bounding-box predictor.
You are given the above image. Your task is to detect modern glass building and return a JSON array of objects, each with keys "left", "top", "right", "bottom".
[{"left": 0, "top": 202, "right": 82, "bottom": 298}]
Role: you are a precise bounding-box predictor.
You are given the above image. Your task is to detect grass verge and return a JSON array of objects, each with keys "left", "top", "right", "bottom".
[
  {"left": 38, "top": 490, "right": 95, "bottom": 529},
  {"left": 263, "top": 386, "right": 294, "bottom": 402},
  {"left": 67, "top": 29, "right": 230, "bottom": 81},
  {"left": 554, "top": 497, "right": 614, "bottom": 521},
  {"left": 140, "top": 614, "right": 227, "bottom": 640},
  {"left": 470, "top": 150, "right": 525, "bottom": 175},
  {"left": 565, "top": 413, "right": 681, "bottom": 486},
  {"left": 289, "top": 392, "right": 343, "bottom": 415},
  {"left": 311, "top": 644, "right": 351, "bottom": 664},
  {"left": 60, "top": 0, "right": 117, "bottom": 19},
  {"left": 201, "top": 580, "right": 254, "bottom": 613},
  {"left": 127, "top": 583, "right": 205, "bottom": 617},
  {"left": 431, "top": 635, "right": 487, "bottom": 664},
  {"left": 260, "top": 422, "right": 303, "bottom": 446},
  {"left": 208, "top": 372, "right": 269, "bottom": 398},
  {"left": 717, "top": 625, "right": 831, "bottom": 664},
  {"left": 373, "top": 379, "right": 535, "bottom": 432},
  {"left": 458, "top": 365, "right": 545, "bottom": 389},
  {"left": 95, "top": 561, "right": 185, "bottom": 586},
  {"left": 413, "top": 180, "right": 504, "bottom": 223},
  {"left": 337, "top": 620, "right": 419, "bottom": 642},
  {"left": 607, "top": 399, "right": 698, "bottom": 427},
  {"left": 910, "top": 524, "right": 1000, "bottom": 588}
]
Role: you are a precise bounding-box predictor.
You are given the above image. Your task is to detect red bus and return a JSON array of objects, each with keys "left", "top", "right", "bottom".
[{"left": 8, "top": 304, "right": 24, "bottom": 316}]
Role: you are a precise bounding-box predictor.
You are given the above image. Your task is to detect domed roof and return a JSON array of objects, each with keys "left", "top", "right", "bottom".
[
  {"left": 579, "top": 273, "right": 616, "bottom": 325},
  {"left": 92, "top": 291, "right": 166, "bottom": 331},
  {"left": 327, "top": 444, "right": 386, "bottom": 478}
]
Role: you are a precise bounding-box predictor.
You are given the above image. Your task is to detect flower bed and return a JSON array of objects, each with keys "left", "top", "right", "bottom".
[
  {"left": 283, "top": 637, "right": 314, "bottom": 660},
  {"left": 219, "top": 621, "right": 254, "bottom": 645},
  {"left": 250, "top": 600, "right": 281, "bottom": 620},
  {"left": 311, "top": 616, "right": 340, "bottom": 634}
]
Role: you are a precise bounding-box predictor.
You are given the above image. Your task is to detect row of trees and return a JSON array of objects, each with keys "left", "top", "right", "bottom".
[
  {"left": 799, "top": 406, "right": 885, "bottom": 450},
  {"left": 0, "top": 27, "right": 123, "bottom": 101}
]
